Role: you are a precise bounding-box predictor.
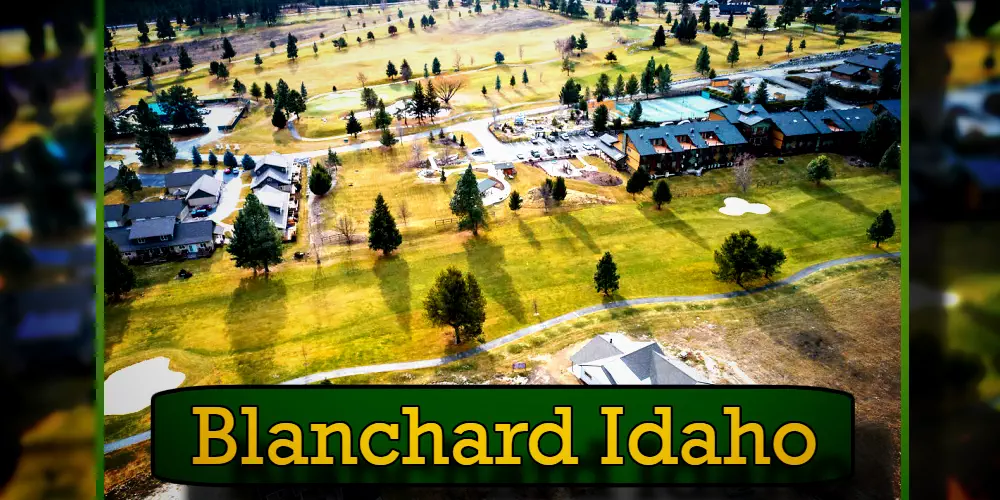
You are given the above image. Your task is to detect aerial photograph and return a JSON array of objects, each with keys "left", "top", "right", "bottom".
[{"left": 100, "top": 0, "right": 901, "bottom": 497}]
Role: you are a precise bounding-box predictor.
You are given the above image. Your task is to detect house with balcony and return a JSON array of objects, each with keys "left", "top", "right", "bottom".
[
  {"left": 769, "top": 111, "right": 821, "bottom": 154},
  {"left": 105, "top": 220, "right": 216, "bottom": 264},
  {"left": 618, "top": 121, "right": 747, "bottom": 175},
  {"left": 708, "top": 104, "right": 773, "bottom": 148}
]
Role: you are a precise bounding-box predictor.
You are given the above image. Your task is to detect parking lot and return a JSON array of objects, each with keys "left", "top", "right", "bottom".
[{"left": 471, "top": 129, "right": 605, "bottom": 164}]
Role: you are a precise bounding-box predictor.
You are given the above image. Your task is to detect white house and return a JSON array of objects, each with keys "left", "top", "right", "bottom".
[
  {"left": 185, "top": 175, "right": 222, "bottom": 208},
  {"left": 569, "top": 333, "right": 710, "bottom": 385}
]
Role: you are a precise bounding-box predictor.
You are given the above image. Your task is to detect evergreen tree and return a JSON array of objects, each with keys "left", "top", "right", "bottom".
[
  {"left": 625, "top": 74, "right": 639, "bottom": 99},
  {"left": 228, "top": 194, "right": 284, "bottom": 275},
  {"left": 785, "top": 37, "right": 794, "bottom": 56},
  {"left": 223, "top": 150, "right": 238, "bottom": 168},
  {"left": 380, "top": 128, "right": 397, "bottom": 147},
  {"left": 141, "top": 59, "right": 154, "bottom": 79},
  {"left": 264, "top": 82, "right": 275, "bottom": 101},
  {"left": 727, "top": 41, "right": 740, "bottom": 67},
  {"left": 400, "top": 59, "right": 413, "bottom": 82},
  {"left": 804, "top": 77, "right": 828, "bottom": 111},
  {"left": 806, "top": 155, "right": 834, "bottom": 185},
  {"left": 368, "top": 193, "right": 403, "bottom": 255},
  {"left": 116, "top": 165, "right": 142, "bottom": 199},
  {"left": 286, "top": 33, "right": 299, "bottom": 59},
  {"left": 757, "top": 44, "right": 764, "bottom": 58},
  {"left": 178, "top": 47, "right": 194, "bottom": 71},
  {"left": 595, "top": 73, "right": 611, "bottom": 101},
  {"left": 271, "top": 108, "right": 287, "bottom": 128},
  {"left": 713, "top": 230, "right": 771, "bottom": 286},
  {"left": 300, "top": 82, "right": 308, "bottom": 99},
  {"left": 752, "top": 80, "right": 769, "bottom": 104},
  {"left": 424, "top": 267, "right": 487, "bottom": 345},
  {"left": 450, "top": 166, "right": 488, "bottom": 235},
  {"left": 255, "top": 53, "right": 263, "bottom": 66},
  {"left": 730, "top": 79, "right": 747, "bottom": 103},
  {"left": 508, "top": 190, "right": 522, "bottom": 212},
  {"left": 386, "top": 60, "right": 398, "bottom": 80},
  {"left": 104, "top": 237, "right": 136, "bottom": 300},
  {"left": 800, "top": 39, "right": 807, "bottom": 50},
  {"left": 310, "top": 163, "right": 333, "bottom": 195},
  {"left": 628, "top": 100, "right": 643, "bottom": 123},
  {"left": 495, "top": 75, "right": 502, "bottom": 91},
  {"left": 652, "top": 179, "right": 672, "bottom": 209},
  {"left": 613, "top": 74, "right": 626, "bottom": 100},
  {"left": 625, "top": 166, "right": 649, "bottom": 198},
  {"left": 577, "top": 32, "right": 588, "bottom": 53},
  {"left": 652, "top": 25, "right": 667, "bottom": 49},
  {"left": 747, "top": 7, "right": 769, "bottom": 35},
  {"left": 510, "top": 75, "right": 516, "bottom": 88},
  {"left": 878, "top": 142, "right": 900, "bottom": 172},
  {"left": 859, "top": 114, "right": 900, "bottom": 163},
  {"left": 699, "top": 2, "right": 711, "bottom": 28},
  {"left": 250, "top": 82, "right": 262, "bottom": 100},
  {"left": 208, "top": 150, "right": 218, "bottom": 166},
  {"left": 112, "top": 63, "right": 129, "bottom": 88},
  {"left": 593, "top": 104, "right": 609, "bottom": 132},
  {"left": 191, "top": 146, "right": 202, "bottom": 166},
  {"left": 346, "top": 111, "right": 363, "bottom": 137},
  {"left": 241, "top": 154, "right": 256, "bottom": 171},
  {"left": 594, "top": 251, "right": 620, "bottom": 296},
  {"left": 657, "top": 64, "right": 672, "bottom": 94},
  {"left": 134, "top": 99, "right": 177, "bottom": 168},
  {"left": 222, "top": 37, "right": 237, "bottom": 62},
  {"left": 879, "top": 62, "right": 900, "bottom": 99},
  {"left": 432, "top": 56, "right": 442, "bottom": 74},
  {"left": 866, "top": 209, "right": 895, "bottom": 248},
  {"left": 373, "top": 99, "right": 393, "bottom": 130},
  {"left": 552, "top": 176, "right": 567, "bottom": 203},
  {"left": 523, "top": 69, "right": 529, "bottom": 84},
  {"left": 695, "top": 46, "right": 711, "bottom": 74}
]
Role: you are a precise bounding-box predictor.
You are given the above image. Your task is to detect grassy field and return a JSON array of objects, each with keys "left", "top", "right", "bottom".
[
  {"left": 104, "top": 151, "right": 899, "bottom": 444},
  {"left": 109, "top": 6, "right": 899, "bottom": 148},
  {"left": 104, "top": 257, "right": 901, "bottom": 497}
]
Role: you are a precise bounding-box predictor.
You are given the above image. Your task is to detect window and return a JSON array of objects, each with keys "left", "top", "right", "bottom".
[{"left": 135, "top": 238, "right": 146, "bottom": 244}]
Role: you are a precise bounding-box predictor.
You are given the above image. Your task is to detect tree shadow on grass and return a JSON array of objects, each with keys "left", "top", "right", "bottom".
[
  {"left": 463, "top": 236, "right": 526, "bottom": 323},
  {"left": 640, "top": 206, "right": 711, "bottom": 251},
  {"left": 746, "top": 287, "right": 848, "bottom": 370},
  {"left": 224, "top": 276, "right": 287, "bottom": 384},
  {"left": 516, "top": 217, "right": 541, "bottom": 249},
  {"left": 373, "top": 254, "right": 412, "bottom": 335},
  {"left": 799, "top": 182, "right": 877, "bottom": 218},
  {"left": 771, "top": 207, "right": 821, "bottom": 241},
  {"left": 553, "top": 212, "right": 601, "bottom": 254}
]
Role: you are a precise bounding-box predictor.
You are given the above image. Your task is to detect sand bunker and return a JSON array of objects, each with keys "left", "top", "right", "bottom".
[
  {"left": 104, "top": 357, "right": 185, "bottom": 416},
  {"left": 719, "top": 197, "right": 771, "bottom": 216}
]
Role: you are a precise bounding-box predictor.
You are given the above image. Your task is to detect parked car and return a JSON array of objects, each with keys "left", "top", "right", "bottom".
[
  {"left": 198, "top": 109, "right": 210, "bottom": 115},
  {"left": 560, "top": 133, "right": 570, "bottom": 140},
  {"left": 586, "top": 130, "right": 596, "bottom": 137},
  {"left": 471, "top": 147, "right": 485, "bottom": 155},
  {"left": 530, "top": 138, "right": 540, "bottom": 145},
  {"left": 191, "top": 208, "right": 210, "bottom": 218},
  {"left": 224, "top": 167, "right": 232, "bottom": 174},
  {"left": 545, "top": 147, "right": 555, "bottom": 155},
  {"left": 530, "top": 150, "right": 541, "bottom": 158},
  {"left": 516, "top": 153, "right": 526, "bottom": 160},
  {"left": 570, "top": 145, "right": 580, "bottom": 153},
  {"left": 583, "top": 143, "right": 594, "bottom": 151}
]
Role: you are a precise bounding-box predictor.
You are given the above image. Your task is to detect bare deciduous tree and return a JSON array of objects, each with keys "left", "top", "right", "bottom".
[
  {"left": 453, "top": 50, "right": 462, "bottom": 71},
  {"left": 518, "top": 45, "right": 524, "bottom": 61},
  {"left": 554, "top": 37, "right": 575, "bottom": 59},
  {"left": 356, "top": 72, "right": 368, "bottom": 87},
  {"left": 336, "top": 215, "right": 357, "bottom": 246},
  {"left": 398, "top": 200, "right": 410, "bottom": 226},
  {"left": 409, "top": 141, "right": 424, "bottom": 168},
  {"left": 435, "top": 75, "right": 468, "bottom": 104},
  {"left": 733, "top": 153, "right": 754, "bottom": 193}
]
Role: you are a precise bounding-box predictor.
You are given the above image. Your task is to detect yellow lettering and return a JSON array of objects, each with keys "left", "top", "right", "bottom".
[
  {"left": 309, "top": 422, "right": 358, "bottom": 465},
  {"left": 192, "top": 406, "right": 237, "bottom": 465},
  {"left": 680, "top": 422, "right": 722, "bottom": 465},
  {"left": 241, "top": 407, "right": 263, "bottom": 465},
  {"left": 773, "top": 423, "right": 816, "bottom": 466},
  {"left": 359, "top": 423, "right": 400, "bottom": 466},
  {"left": 601, "top": 406, "right": 625, "bottom": 465},
  {"left": 267, "top": 423, "right": 308, "bottom": 466},
  {"left": 494, "top": 422, "right": 529, "bottom": 465},
  {"left": 527, "top": 407, "right": 579, "bottom": 466},
  {"left": 401, "top": 406, "right": 450, "bottom": 465},
  {"left": 722, "top": 406, "right": 770, "bottom": 465},
  {"left": 627, "top": 407, "right": 679, "bottom": 466},
  {"left": 452, "top": 422, "right": 494, "bottom": 465}
]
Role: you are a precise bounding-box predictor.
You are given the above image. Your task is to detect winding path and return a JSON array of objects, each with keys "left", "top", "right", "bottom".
[{"left": 103, "top": 251, "right": 898, "bottom": 454}]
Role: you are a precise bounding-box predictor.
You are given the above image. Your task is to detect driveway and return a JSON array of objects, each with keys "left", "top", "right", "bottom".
[{"left": 207, "top": 172, "right": 245, "bottom": 228}]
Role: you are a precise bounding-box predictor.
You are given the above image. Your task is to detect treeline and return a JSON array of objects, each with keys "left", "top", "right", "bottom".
[{"left": 107, "top": 0, "right": 415, "bottom": 28}]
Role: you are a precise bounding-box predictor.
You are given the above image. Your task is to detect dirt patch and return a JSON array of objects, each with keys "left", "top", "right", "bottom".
[
  {"left": 580, "top": 170, "right": 622, "bottom": 186},
  {"left": 447, "top": 9, "right": 570, "bottom": 35},
  {"left": 524, "top": 187, "right": 615, "bottom": 208}
]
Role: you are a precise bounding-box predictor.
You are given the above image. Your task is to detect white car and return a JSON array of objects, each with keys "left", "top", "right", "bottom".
[
  {"left": 586, "top": 130, "right": 596, "bottom": 137},
  {"left": 560, "top": 133, "right": 570, "bottom": 140},
  {"left": 570, "top": 145, "right": 580, "bottom": 153},
  {"left": 516, "top": 153, "right": 526, "bottom": 160}
]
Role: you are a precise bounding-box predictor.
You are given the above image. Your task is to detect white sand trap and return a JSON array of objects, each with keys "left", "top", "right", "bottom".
[
  {"left": 719, "top": 197, "right": 771, "bottom": 216},
  {"left": 104, "top": 357, "right": 185, "bottom": 416}
]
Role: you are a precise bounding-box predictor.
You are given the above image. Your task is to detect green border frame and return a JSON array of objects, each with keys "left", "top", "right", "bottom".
[
  {"left": 90, "top": 4, "right": 910, "bottom": 497},
  {"left": 95, "top": 0, "right": 106, "bottom": 496}
]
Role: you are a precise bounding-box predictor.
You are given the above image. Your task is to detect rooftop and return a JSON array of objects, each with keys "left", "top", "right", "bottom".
[
  {"left": 801, "top": 109, "right": 850, "bottom": 134},
  {"left": 833, "top": 107, "right": 877, "bottom": 132},
  {"left": 164, "top": 169, "right": 217, "bottom": 189},
  {"left": 844, "top": 53, "right": 897, "bottom": 71},
  {"left": 769, "top": 111, "right": 820, "bottom": 137},
  {"left": 187, "top": 174, "right": 222, "bottom": 199},
  {"left": 107, "top": 220, "right": 215, "bottom": 253},
  {"left": 623, "top": 121, "right": 747, "bottom": 157},
  {"left": 128, "top": 217, "right": 176, "bottom": 240},
  {"left": 570, "top": 333, "right": 709, "bottom": 386},
  {"left": 124, "top": 199, "right": 185, "bottom": 221}
]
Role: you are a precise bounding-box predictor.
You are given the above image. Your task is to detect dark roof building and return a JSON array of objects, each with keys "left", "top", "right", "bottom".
[
  {"left": 164, "top": 169, "right": 217, "bottom": 190},
  {"left": 719, "top": 0, "right": 751, "bottom": 15},
  {"left": 770, "top": 111, "right": 820, "bottom": 137},
  {"left": 106, "top": 220, "right": 216, "bottom": 263},
  {"left": 801, "top": 109, "right": 850, "bottom": 135},
  {"left": 873, "top": 99, "right": 901, "bottom": 121},
  {"left": 104, "top": 204, "right": 128, "bottom": 228},
  {"left": 124, "top": 199, "right": 185, "bottom": 222},
  {"left": 712, "top": 104, "right": 772, "bottom": 127},
  {"left": 619, "top": 121, "right": 748, "bottom": 173},
  {"left": 104, "top": 166, "right": 120, "bottom": 190},
  {"left": 834, "top": 107, "right": 877, "bottom": 132}
]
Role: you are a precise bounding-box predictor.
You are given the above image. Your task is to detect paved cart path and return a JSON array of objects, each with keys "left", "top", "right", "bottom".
[{"left": 103, "top": 251, "right": 899, "bottom": 454}]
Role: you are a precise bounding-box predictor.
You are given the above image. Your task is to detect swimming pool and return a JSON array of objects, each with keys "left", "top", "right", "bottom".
[{"left": 615, "top": 95, "right": 727, "bottom": 123}]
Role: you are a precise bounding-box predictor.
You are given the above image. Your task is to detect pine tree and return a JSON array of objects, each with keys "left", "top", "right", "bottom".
[
  {"left": 241, "top": 154, "right": 256, "bottom": 171},
  {"left": 424, "top": 267, "right": 487, "bottom": 345},
  {"left": 593, "top": 251, "right": 620, "bottom": 296},
  {"left": 866, "top": 209, "right": 895, "bottom": 248},
  {"left": 228, "top": 194, "right": 284, "bottom": 275},
  {"left": 592, "top": 104, "right": 609, "bottom": 132},
  {"left": 432, "top": 57, "right": 442, "bottom": 74},
  {"left": 208, "top": 151, "right": 218, "bottom": 166},
  {"left": 271, "top": 108, "right": 287, "bottom": 128},
  {"left": 264, "top": 82, "right": 275, "bottom": 101},
  {"left": 804, "top": 77, "right": 828, "bottom": 111},
  {"left": 116, "top": 165, "right": 142, "bottom": 199},
  {"left": 223, "top": 150, "right": 238, "bottom": 168},
  {"left": 286, "top": 33, "right": 299, "bottom": 59},
  {"left": 300, "top": 82, "right": 308, "bottom": 99},
  {"left": 104, "top": 237, "right": 136, "bottom": 300},
  {"left": 178, "top": 47, "right": 194, "bottom": 71},
  {"left": 730, "top": 79, "right": 747, "bottom": 103},
  {"left": 380, "top": 128, "right": 397, "bottom": 147},
  {"left": 878, "top": 142, "right": 900, "bottom": 172},
  {"left": 625, "top": 166, "right": 649, "bottom": 198},
  {"left": 522, "top": 69, "right": 529, "bottom": 84},
  {"left": 134, "top": 99, "right": 177, "bottom": 168},
  {"left": 508, "top": 190, "right": 522, "bottom": 212},
  {"left": 785, "top": 37, "right": 794, "bottom": 56},
  {"left": 552, "top": 176, "right": 567, "bottom": 203},
  {"left": 191, "top": 146, "right": 202, "bottom": 166},
  {"left": 450, "top": 166, "right": 488, "bottom": 235},
  {"left": 757, "top": 44, "right": 764, "bottom": 58},
  {"left": 250, "top": 82, "right": 262, "bottom": 100},
  {"left": 652, "top": 179, "right": 672, "bottom": 209},
  {"left": 752, "top": 80, "right": 769, "bottom": 104},
  {"left": 255, "top": 53, "right": 263, "bottom": 66},
  {"left": 310, "top": 164, "right": 333, "bottom": 195},
  {"left": 222, "top": 37, "right": 236, "bottom": 62},
  {"left": 652, "top": 25, "right": 667, "bottom": 49},
  {"left": 628, "top": 100, "right": 643, "bottom": 124},
  {"left": 695, "top": 46, "right": 711, "bottom": 75},
  {"left": 727, "top": 41, "right": 740, "bottom": 67},
  {"left": 112, "top": 63, "right": 129, "bottom": 88},
  {"left": 368, "top": 193, "right": 403, "bottom": 255}
]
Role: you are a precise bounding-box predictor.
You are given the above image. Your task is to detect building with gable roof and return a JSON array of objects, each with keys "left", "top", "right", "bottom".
[
  {"left": 618, "top": 121, "right": 748, "bottom": 174},
  {"left": 569, "top": 333, "right": 710, "bottom": 385}
]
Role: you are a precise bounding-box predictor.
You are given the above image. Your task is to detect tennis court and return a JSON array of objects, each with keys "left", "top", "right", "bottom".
[{"left": 616, "top": 95, "right": 728, "bottom": 123}]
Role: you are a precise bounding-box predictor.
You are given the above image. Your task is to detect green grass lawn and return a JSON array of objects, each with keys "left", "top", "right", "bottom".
[{"left": 104, "top": 151, "right": 899, "bottom": 442}]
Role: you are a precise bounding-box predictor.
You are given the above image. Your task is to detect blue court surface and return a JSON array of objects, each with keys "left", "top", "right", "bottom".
[{"left": 616, "top": 95, "right": 727, "bottom": 123}]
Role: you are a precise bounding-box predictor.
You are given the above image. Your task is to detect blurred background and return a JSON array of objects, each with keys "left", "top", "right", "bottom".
[{"left": 0, "top": 2, "right": 97, "bottom": 499}]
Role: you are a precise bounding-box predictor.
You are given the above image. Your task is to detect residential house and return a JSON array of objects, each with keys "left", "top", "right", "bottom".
[
  {"left": 718, "top": 0, "right": 751, "bottom": 16},
  {"left": 569, "top": 333, "right": 710, "bottom": 385},
  {"left": 477, "top": 178, "right": 502, "bottom": 199},
  {"left": 833, "top": 53, "right": 898, "bottom": 85},
  {"left": 708, "top": 104, "right": 773, "bottom": 148},
  {"left": 254, "top": 185, "right": 297, "bottom": 240},
  {"left": 852, "top": 13, "right": 900, "bottom": 31},
  {"left": 123, "top": 199, "right": 187, "bottom": 223},
  {"left": 595, "top": 133, "right": 627, "bottom": 170},
  {"left": 164, "top": 169, "right": 217, "bottom": 197},
  {"left": 252, "top": 153, "right": 295, "bottom": 194},
  {"left": 104, "top": 204, "right": 127, "bottom": 228},
  {"left": 105, "top": 220, "right": 216, "bottom": 263},
  {"left": 871, "top": 99, "right": 901, "bottom": 123},
  {"left": 769, "top": 111, "right": 820, "bottom": 153},
  {"left": 835, "top": 0, "right": 882, "bottom": 14},
  {"left": 495, "top": 162, "right": 517, "bottom": 178},
  {"left": 103, "top": 165, "right": 119, "bottom": 192},
  {"left": 618, "top": 121, "right": 748, "bottom": 174},
  {"left": 185, "top": 175, "right": 222, "bottom": 208},
  {"left": 830, "top": 63, "right": 871, "bottom": 84},
  {"left": 833, "top": 106, "right": 877, "bottom": 136},
  {"left": 693, "top": 0, "right": 719, "bottom": 7}
]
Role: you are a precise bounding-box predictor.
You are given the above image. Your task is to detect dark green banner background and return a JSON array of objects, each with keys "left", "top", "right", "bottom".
[{"left": 151, "top": 386, "right": 852, "bottom": 485}]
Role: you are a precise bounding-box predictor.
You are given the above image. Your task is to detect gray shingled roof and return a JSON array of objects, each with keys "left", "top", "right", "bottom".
[
  {"left": 569, "top": 336, "right": 623, "bottom": 365},
  {"left": 186, "top": 175, "right": 222, "bottom": 199},
  {"left": 128, "top": 217, "right": 176, "bottom": 240},
  {"left": 252, "top": 167, "right": 291, "bottom": 189},
  {"left": 844, "top": 53, "right": 896, "bottom": 71},
  {"left": 107, "top": 220, "right": 215, "bottom": 253},
  {"left": 104, "top": 166, "right": 120, "bottom": 186},
  {"left": 624, "top": 121, "right": 747, "bottom": 157},
  {"left": 124, "top": 199, "right": 184, "bottom": 221},
  {"left": 769, "top": 111, "right": 820, "bottom": 137},
  {"left": 164, "top": 169, "right": 217, "bottom": 189},
  {"left": 714, "top": 104, "right": 771, "bottom": 125},
  {"left": 877, "top": 99, "right": 901, "bottom": 120},
  {"left": 833, "top": 107, "right": 877, "bottom": 132},
  {"left": 477, "top": 178, "right": 500, "bottom": 193},
  {"left": 801, "top": 109, "right": 850, "bottom": 134},
  {"left": 831, "top": 63, "right": 866, "bottom": 76},
  {"left": 104, "top": 204, "right": 127, "bottom": 223}
]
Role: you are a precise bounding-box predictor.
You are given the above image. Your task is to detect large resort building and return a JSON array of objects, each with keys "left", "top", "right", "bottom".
[{"left": 618, "top": 121, "right": 748, "bottom": 174}]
